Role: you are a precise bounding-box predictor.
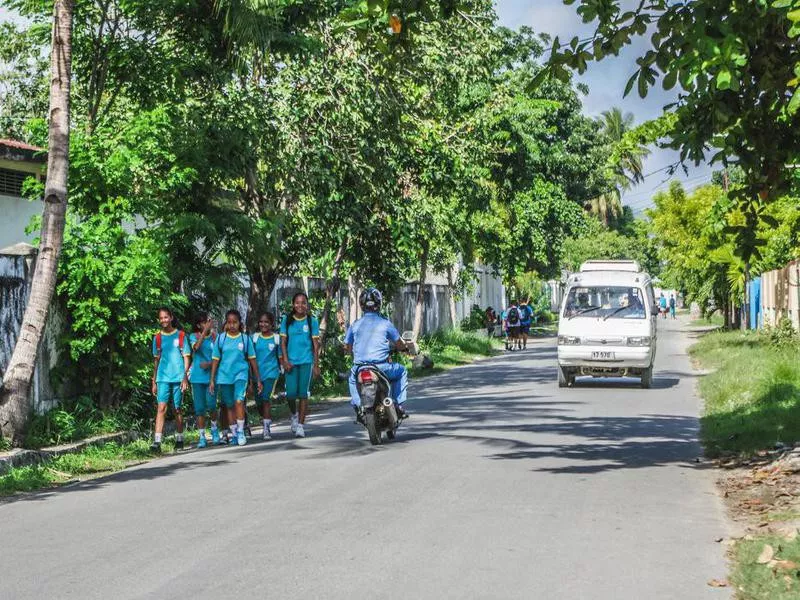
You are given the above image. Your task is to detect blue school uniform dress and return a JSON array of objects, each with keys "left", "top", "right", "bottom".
[
  {"left": 189, "top": 332, "right": 217, "bottom": 416},
  {"left": 345, "top": 312, "right": 407, "bottom": 407},
  {"left": 152, "top": 330, "right": 191, "bottom": 408},
  {"left": 252, "top": 332, "right": 282, "bottom": 403},
  {"left": 279, "top": 314, "right": 319, "bottom": 400},
  {"left": 212, "top": 332, "right": 256, "bottom": 408}
]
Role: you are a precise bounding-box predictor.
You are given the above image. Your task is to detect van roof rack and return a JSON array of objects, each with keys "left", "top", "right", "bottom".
[{"left": 579, "top": 260, "right": 641, "bottom": 273}]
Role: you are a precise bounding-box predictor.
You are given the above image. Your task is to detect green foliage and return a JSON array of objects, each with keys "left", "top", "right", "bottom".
[
  {"left": 414, "top": 328, "right": 500, "bottom": 373},
  {"left": 731, "top": 533, "right": 800, "bottom": 600},
  {"left": 561, "top": 215, "right": 659, "bottom": 275},
  {"left": 460, "top": 305, "right": 488, "bottom": 331},
  {"left": 762, "top": 317, "right": 798, "bottom": 348}
]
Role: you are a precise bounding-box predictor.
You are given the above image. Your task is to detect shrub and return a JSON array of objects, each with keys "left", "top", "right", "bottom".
[{"left": 460, "top": 304, "right": 487, "bottom": 331}]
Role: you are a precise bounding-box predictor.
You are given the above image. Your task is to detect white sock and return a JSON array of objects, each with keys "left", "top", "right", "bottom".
[
  {"left": 210, "top": 421, "right": 218, "bottom": 431},
  {"left": 154, "top": 433, "right": 162, "bottom": 443},
  {"left": 263, "top": 419, "right": 271, "bottom": 429},
  {"left": 199, "top": 428, "right": 206, "bottom": 438},
  {"left": 230, "top": 424, "right": 238, "bottom": 436},
  {"left": 176, "top": 433, "right": 183, "bottom": 442},
  {"left": 237, "top": 419, "right": 245, "bottom": 431}
]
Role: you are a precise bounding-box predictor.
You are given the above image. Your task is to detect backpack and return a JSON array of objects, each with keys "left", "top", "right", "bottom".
[
  {"left": 155, "top": 330, "right": 185, "bottom": 355},
  {"left": 507, "top": 307, "right": 520, "bottom": 325},
  {"left": 217, "top": 332, "right": 249, "bottom": 361},
  {"left": 285, "top": 314, "right": 314, "bottom": 357}
]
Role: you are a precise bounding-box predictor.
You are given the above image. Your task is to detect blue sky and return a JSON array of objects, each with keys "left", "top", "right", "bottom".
[
  {"left": 495, "top": 0, "right": 714, "bottom": 212},
  {"left": 2, "top": 3, "right": 713, "bottom": 211}
]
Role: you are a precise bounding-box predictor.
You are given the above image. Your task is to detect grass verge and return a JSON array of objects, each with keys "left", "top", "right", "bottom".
[
  {"left": 407, "top": 328, "right": 503, "bottom": 377},
  {"left": 730, "top": 535, "right": 800, "bottom": 599},
  {"left": 689, "top": 329, "right": 800, "bottom": 458},
  {"left": 689, "top": 312, "right": 724, "bottom": 328}
]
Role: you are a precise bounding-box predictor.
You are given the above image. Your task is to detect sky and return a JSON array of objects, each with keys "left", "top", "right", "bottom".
[
  {"left": 495, "top": 0, "right": 715, "bottom": 212},
  {"left": 1, "top": 3, "right": 714, "bottom": 212}
]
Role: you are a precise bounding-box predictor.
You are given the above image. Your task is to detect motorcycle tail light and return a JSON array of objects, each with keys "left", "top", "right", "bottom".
[{"left": 358, "top": 370, "right": 374, "bottom": 383}]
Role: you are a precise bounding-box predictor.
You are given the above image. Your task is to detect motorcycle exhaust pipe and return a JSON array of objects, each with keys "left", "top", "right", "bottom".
[{"left": 383, "top": 397, "right": 398, "bottom": 427}]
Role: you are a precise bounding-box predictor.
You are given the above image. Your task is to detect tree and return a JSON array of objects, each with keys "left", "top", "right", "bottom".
[
  {"left": 0, "top": 0, "right": 73, "bottom": 445},
  {"left": 549, "top": 0, "right": 800, "bottom": 260}
]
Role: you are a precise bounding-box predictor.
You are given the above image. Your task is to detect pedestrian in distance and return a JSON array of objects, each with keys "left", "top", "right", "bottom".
[
  {"left": 280, "top": 292, "right": 321, "bottom": 439},
  {"left": 209, "top": 309, "right": 262, "bottom": 447},
  {"left": 518, "top": 298, "right": 534, "bottom": 350},
  {"left": 669, "top": 294, "right": 677, "bottom": 319},
  {"left": 485, "top": 306, "right": 497, "bottom": 338},
  {"left": 189, "top": 312, "right": 221, "bottom": 448},
  {"left": 251, "top": 312, "right": 282, "bottom": 440},
  {"left": 659, "top": 293, "right": 668, "bottom": 320},
  {"left": 150, "top": 307, "right": 191, "bottom": 452},
  {"left": 504, "top": 301, "right": 522, "bottom": 350}
]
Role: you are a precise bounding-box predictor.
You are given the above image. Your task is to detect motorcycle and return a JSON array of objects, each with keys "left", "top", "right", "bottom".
[
  {"left": 354, "top": 365, "right": 400, "bottom": 445},
  {"left": 354, "top": 331, "right": 416, "bottom": 446}
]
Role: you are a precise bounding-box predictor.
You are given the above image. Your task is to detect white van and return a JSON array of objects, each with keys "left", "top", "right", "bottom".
[{"left": 557, "top": 260, "right": 657, "bottom": 388}]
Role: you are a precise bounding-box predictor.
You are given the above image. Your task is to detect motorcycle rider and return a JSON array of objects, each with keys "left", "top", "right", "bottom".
[{"left": 344, "top": 288, "right": 409, "bottom": 421}]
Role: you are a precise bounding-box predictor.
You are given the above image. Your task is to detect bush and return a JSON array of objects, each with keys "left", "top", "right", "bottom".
[
  {"left": 460, "top": 304, "right": 488, "bottom": 331},
  {"left": 761, "top": 317, "right": 797, "bottom": 347}
]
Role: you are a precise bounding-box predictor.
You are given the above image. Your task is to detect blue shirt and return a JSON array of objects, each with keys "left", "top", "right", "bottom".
[
  {"left": 253, "top": 333, "right": 282, "bottom": 381},
  {"left": 280, "top": 315, "right": 319, "bottom": 365},
  {"left": 152, "top": 330, "right": 191, "bottom": 383},
  {"left": 188, "top": 332, "right": 214, "bottom": 384},
  {"left": 519, "top": 304, "right": 533, "bottom": 325},
  {"left": 211, "top": 332, "right": 256, "bottom": 384},
  {"left": 344, "top": 312, "right": 401, "bottom": 364}
]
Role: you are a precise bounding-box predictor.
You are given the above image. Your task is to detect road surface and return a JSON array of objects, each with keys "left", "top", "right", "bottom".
[{"left": 0, "top": 316, "right": 730, "bottom": 599}]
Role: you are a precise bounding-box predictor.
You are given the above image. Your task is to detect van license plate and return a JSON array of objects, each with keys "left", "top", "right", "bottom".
[{"left": 591, "top": 351, "right": 615, "bottom": 360}]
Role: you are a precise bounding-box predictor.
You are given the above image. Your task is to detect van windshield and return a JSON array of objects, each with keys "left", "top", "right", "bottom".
[{"left": 563, "top": 286, "right": 647, "bottom": 320}]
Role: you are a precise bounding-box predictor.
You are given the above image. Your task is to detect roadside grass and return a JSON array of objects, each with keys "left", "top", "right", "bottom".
[
  {"left": 689, "top": 312, "right": 724, "bottom": 328},
  {"left": 690, "top": 329, "right": 800, "bottom": 458},
  {"left": 731, "top": 535, "right": 800, "bottom": 599},
  {"left": 408, "top": 328, "right": 503, "bottom": 377}
]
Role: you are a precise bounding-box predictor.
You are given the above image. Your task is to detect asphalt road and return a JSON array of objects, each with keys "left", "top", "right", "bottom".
[{"left": 1, "top": 316, "right": 730, "bottom": 600}]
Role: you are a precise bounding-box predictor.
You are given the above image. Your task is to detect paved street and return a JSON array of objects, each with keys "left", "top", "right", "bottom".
[{"left": 1, "top": 317, "right": 730, "bottom": 600}]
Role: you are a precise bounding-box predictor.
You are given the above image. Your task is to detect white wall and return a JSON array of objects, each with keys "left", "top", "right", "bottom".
[{"left": 0, "top": 193, "right": 40, "bottom": 251}]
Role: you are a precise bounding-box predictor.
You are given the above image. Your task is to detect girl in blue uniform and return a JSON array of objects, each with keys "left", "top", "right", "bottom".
[
  {"left": 280, "top": 292, "right": 320, "bottom": 438},
  {"left": 189, "top": 313, "right": 220, "bottom": 448},
  {"left": 151, "top": 307, "right": 191, "bottom": 452},
  {"left": 209, "top": 310, "right": 262, "bottom": 446},
  {"left": 252, "top": 312, "right": 282, "bottom": 440}
]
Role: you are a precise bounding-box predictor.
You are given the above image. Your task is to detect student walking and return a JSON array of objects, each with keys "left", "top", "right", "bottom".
[
  {"left": 518, "top": 298, "right": 534, "bottom": 350},
  {"left": 252, "top": 312, "right": 282, "bottom": 440},
  {"left": 150, "top": 307, "right": 191, "bottom": 452},
  {"left": 280, "top": 292, "right": 321, "bottom": 439},
  {"left": 189, "top": 313, "right": 220, "bottom": 448},
  {"left": 669, "top": 294, "right": 677, "bottom": 319},
  {"left": 209, "top": 309, "right": 262, "bottom": 446},
  {"left": 504, "top": 302, "right": 521, "bottom": 350},
  {"left": 659, "top": 293, "right": 668, "bottom": 319}
]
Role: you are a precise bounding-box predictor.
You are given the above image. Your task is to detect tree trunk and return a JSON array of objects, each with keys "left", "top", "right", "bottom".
[
  {"left": 412, "top": 242, "right": 429, "bottom": 340},
  {"left": 0, "top": 0, "right": 73, "bottom": 446},
  {"left": 319, "top": 236, "right": 348, "bottom": 345},
  {"left": 246, "top": 265, "right": 279, "bottom": 330},
  {"left": 447, "top": 265, "right": 458, "bottom": 329}
]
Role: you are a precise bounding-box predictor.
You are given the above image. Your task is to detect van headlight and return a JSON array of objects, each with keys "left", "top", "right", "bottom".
[
  {"left": 558, "top": 335, "right": 581, "bottom": 345},
  {"left": 626, "top": 336, "right": 651, "bottom": 346}
]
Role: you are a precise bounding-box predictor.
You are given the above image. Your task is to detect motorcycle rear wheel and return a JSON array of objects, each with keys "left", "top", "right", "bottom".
[{"left": 365, "top": 412, "right": 382, "bottom": 445}]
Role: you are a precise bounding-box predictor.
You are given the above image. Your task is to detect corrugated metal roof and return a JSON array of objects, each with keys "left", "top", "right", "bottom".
[{"left": 0, "top": 139, "right": 45, "bottom": 152}]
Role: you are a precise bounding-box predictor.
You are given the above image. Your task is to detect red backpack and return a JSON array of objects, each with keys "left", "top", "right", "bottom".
[{"left": 155, "top": 330, "right": 185, "bottom": 355}]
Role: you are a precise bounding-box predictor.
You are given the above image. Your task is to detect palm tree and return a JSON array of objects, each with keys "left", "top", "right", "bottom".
[
  {"left": 585, "top": 107, "right": 651, "bottom": 226},
  {"left": 0, "top": 0, "right": 74, "bottom": 445}
]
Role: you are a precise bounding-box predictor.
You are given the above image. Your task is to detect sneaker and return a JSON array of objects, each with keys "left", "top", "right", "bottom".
[
  {"left": 175, "top": 439, "right": 184, "bottom": 451},
  {"left": 149, "top": 441, "right": 162, "bottom": 453},
  {"left": 237, "top": 430, "right": 247, "bottom": 446},
  {"left": 290, "top": 414, "right": 299, "bottom": 433},
  {"left": 396, "top": 405, "right": 409, "bottom": 419},
  {"left": 211, "top": 429, "right": 220, "bottom": 445},
  {"left": 295, "top": 424, "right": 305, "bottom": 438},
  {"left": 262, "top": 423, "right": 272, "bottom": 441},
  {"left": 197, "top": 435, "right": 207, "bottom": 449}
]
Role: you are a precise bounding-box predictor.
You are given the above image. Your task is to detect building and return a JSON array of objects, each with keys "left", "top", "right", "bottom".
[{"left": 0, "top": 138, "right": 46, "bottom": 251}]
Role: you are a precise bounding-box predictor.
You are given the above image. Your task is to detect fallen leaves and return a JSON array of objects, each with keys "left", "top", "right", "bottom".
[{"left": 707, "top": 578, "right": 729, "bottom": 588}]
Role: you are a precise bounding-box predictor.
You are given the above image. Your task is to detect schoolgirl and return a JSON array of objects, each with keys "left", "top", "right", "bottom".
[
  {"left": 251, "top": 312, "right": 282, "bottom": 440},
  {"left": 150, "top": 307, "right": 191, "bottom": 452},
  {"left": 279, "top": 292, "right": 320, "bottom": 438},
  {"left": 209, "top": 309, "right": 262, "bottom": 446},
  {"left": 188, "top": 313, "right": 221, "bottom": 448}
]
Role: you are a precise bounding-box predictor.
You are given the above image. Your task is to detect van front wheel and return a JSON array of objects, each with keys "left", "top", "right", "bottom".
[
  {"left": 641, "top": 366, "right": 653, "bottom": 389},
  {"left": 558, "top": 366, "right": 573, "bottom": 388}
]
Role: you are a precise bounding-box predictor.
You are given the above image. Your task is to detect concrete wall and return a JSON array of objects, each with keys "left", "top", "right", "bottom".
[{"left": 761, "top": 260, "right": 800, "bottom": 329}]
